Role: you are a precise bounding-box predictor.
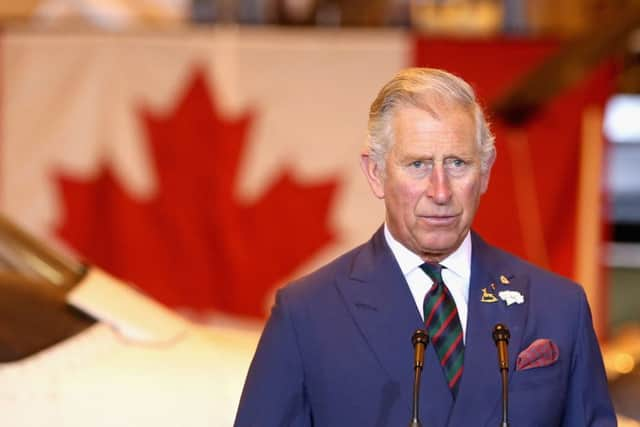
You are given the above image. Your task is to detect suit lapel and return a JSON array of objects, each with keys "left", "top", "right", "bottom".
[
  {"left": 335, "top": 228, "right": 453, "bottom": 424},
  {"left": 448, "top": 233, "right": 530, "bottom": 427}
]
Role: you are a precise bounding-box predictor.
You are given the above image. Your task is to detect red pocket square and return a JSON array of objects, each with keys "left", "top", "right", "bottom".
[{"left": 516, "top": 339, "right": 559, "bottom": 371}]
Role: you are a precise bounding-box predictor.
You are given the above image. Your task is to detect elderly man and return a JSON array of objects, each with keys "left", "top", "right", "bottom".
[{"left": 234, "top": 68, "right": 615, "bottom": 426}]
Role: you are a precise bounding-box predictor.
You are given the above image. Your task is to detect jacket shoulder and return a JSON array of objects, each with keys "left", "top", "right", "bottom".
[
  {"left": 477, "top": 235, "right": 585, "bottom": 300},
  {"left": 277, "top": 240, "right": 368, "bottom": 303}
]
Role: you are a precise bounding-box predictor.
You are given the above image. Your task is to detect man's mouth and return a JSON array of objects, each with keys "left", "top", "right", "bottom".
[{"left": 419, "top": 215, "right": 459, "bottom": 226}]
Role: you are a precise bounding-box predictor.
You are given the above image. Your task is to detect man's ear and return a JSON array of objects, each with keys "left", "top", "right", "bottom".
[
  {"left": 360, "top": 153, "right": 385, "bottom": 199},
  {"left": 480, "top": 149, "right": 496, "bottom": 194}
]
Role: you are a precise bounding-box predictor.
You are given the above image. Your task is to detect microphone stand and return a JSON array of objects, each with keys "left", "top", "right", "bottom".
[
  {"left": 493, "top": 324, "right": 511, "bottom": 427},
  {"left": 409, "top": 329, "right": 428, "bottom": 427}
]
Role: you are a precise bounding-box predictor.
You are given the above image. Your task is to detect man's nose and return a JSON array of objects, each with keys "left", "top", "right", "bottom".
[{"left": 426, "top": 166, "right": 452, "bottom": 204}]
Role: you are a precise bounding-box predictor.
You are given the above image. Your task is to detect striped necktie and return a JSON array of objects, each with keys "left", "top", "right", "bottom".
[{"left": 421, "top": 263, "right": 464, "bottom": 397}]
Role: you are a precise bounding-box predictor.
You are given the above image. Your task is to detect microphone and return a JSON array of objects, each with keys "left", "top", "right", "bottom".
[
  {"left": 409, "top": 329, "right": 429, "bottom": 427},
  {"left": 492, "top": 324, "right": 511, "bottom": 427}
]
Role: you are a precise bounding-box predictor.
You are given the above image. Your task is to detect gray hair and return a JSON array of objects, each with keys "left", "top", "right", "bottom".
[{"left": 367, "top": 67, "right": 495, "bottom": 173}]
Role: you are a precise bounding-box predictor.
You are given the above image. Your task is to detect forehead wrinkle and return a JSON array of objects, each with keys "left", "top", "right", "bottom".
[{"left": 392, "top": 106, "right": 479, "bottom": 162}]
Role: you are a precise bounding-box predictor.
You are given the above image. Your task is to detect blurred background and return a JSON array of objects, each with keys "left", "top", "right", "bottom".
[{"left": 0, "top": 0, "right": 639, "bottom": 425}]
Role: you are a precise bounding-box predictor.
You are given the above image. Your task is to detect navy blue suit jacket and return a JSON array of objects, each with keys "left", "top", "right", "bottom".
[{"left": 235, "top": 228, "right": 615, "bottom": 426}]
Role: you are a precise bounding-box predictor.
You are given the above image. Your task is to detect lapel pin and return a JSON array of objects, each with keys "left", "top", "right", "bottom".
[
  {"left": 498, "top": 290, "right": 524, "bottom": 306},
  {"left": 481, "top": 288, "right": 498, "bottom": 303},
  {"left": 499, "top": 275, "right": 510, "bottom": 285}
]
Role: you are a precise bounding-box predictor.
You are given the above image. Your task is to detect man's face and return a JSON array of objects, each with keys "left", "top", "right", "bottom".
[{"left": 362, "top": 104, "right": 492, "bottom": 262}]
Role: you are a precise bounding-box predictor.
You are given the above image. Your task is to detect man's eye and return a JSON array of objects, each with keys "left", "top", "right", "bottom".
[
  {"left": 410, "top": 160, "right": 424, "bottom": 168},
  {"left": 446, "top": 158, "right": 466, "bottom": 168}
]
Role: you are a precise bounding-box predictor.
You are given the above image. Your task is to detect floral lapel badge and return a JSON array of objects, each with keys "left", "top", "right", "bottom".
[
  {"left": 481, "top": 274, "right": 524, "bottom": 306},
  {"left": 498, "top": 290, "right": 524, "bottom": 306}
]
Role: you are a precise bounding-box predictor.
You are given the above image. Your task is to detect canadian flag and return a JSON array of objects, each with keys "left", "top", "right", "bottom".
[{"left": 0, "top": 30, "right": 614, "bottom": 331}]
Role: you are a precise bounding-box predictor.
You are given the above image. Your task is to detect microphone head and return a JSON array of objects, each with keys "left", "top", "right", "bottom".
[
  {"left": 492, "top": 323, "right": 511, "bottom": 344},
  {"left": 412, "top": 329, "right": 429, "bottom": 347}
]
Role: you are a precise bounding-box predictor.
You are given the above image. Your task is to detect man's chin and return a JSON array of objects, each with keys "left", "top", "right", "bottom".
[{"left": 413, "top": 234, "right": 462, "bottom": 259}]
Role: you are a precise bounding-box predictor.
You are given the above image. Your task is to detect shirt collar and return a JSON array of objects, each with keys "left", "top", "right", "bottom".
[{"left": 384, "top": 224, "right": 472, "bottom": 280}]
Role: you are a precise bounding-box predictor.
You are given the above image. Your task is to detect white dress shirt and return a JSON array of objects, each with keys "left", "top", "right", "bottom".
[{"left": 384, "top": 225, "right": 472, "bottom": 342}]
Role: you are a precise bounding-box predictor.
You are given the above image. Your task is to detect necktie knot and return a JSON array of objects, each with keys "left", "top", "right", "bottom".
[{"left": 420, "top": 262, "right": 444, "bottom": 284}]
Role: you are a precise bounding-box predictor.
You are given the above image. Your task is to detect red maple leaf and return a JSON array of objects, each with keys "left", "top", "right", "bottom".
[{"left": 56, "top": 70, "right": 338, "bottom": 318}]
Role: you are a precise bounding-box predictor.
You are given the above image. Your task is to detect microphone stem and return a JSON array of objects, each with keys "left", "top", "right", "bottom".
[
  {"left": 409, "top": 366, "right": 422, "bottom": 427},
  {"left": 493, "top": 324, "right": 511, "bottom": 427},
  {"left": 500, "top": 368, "right": 509, "bottom": 427}
]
